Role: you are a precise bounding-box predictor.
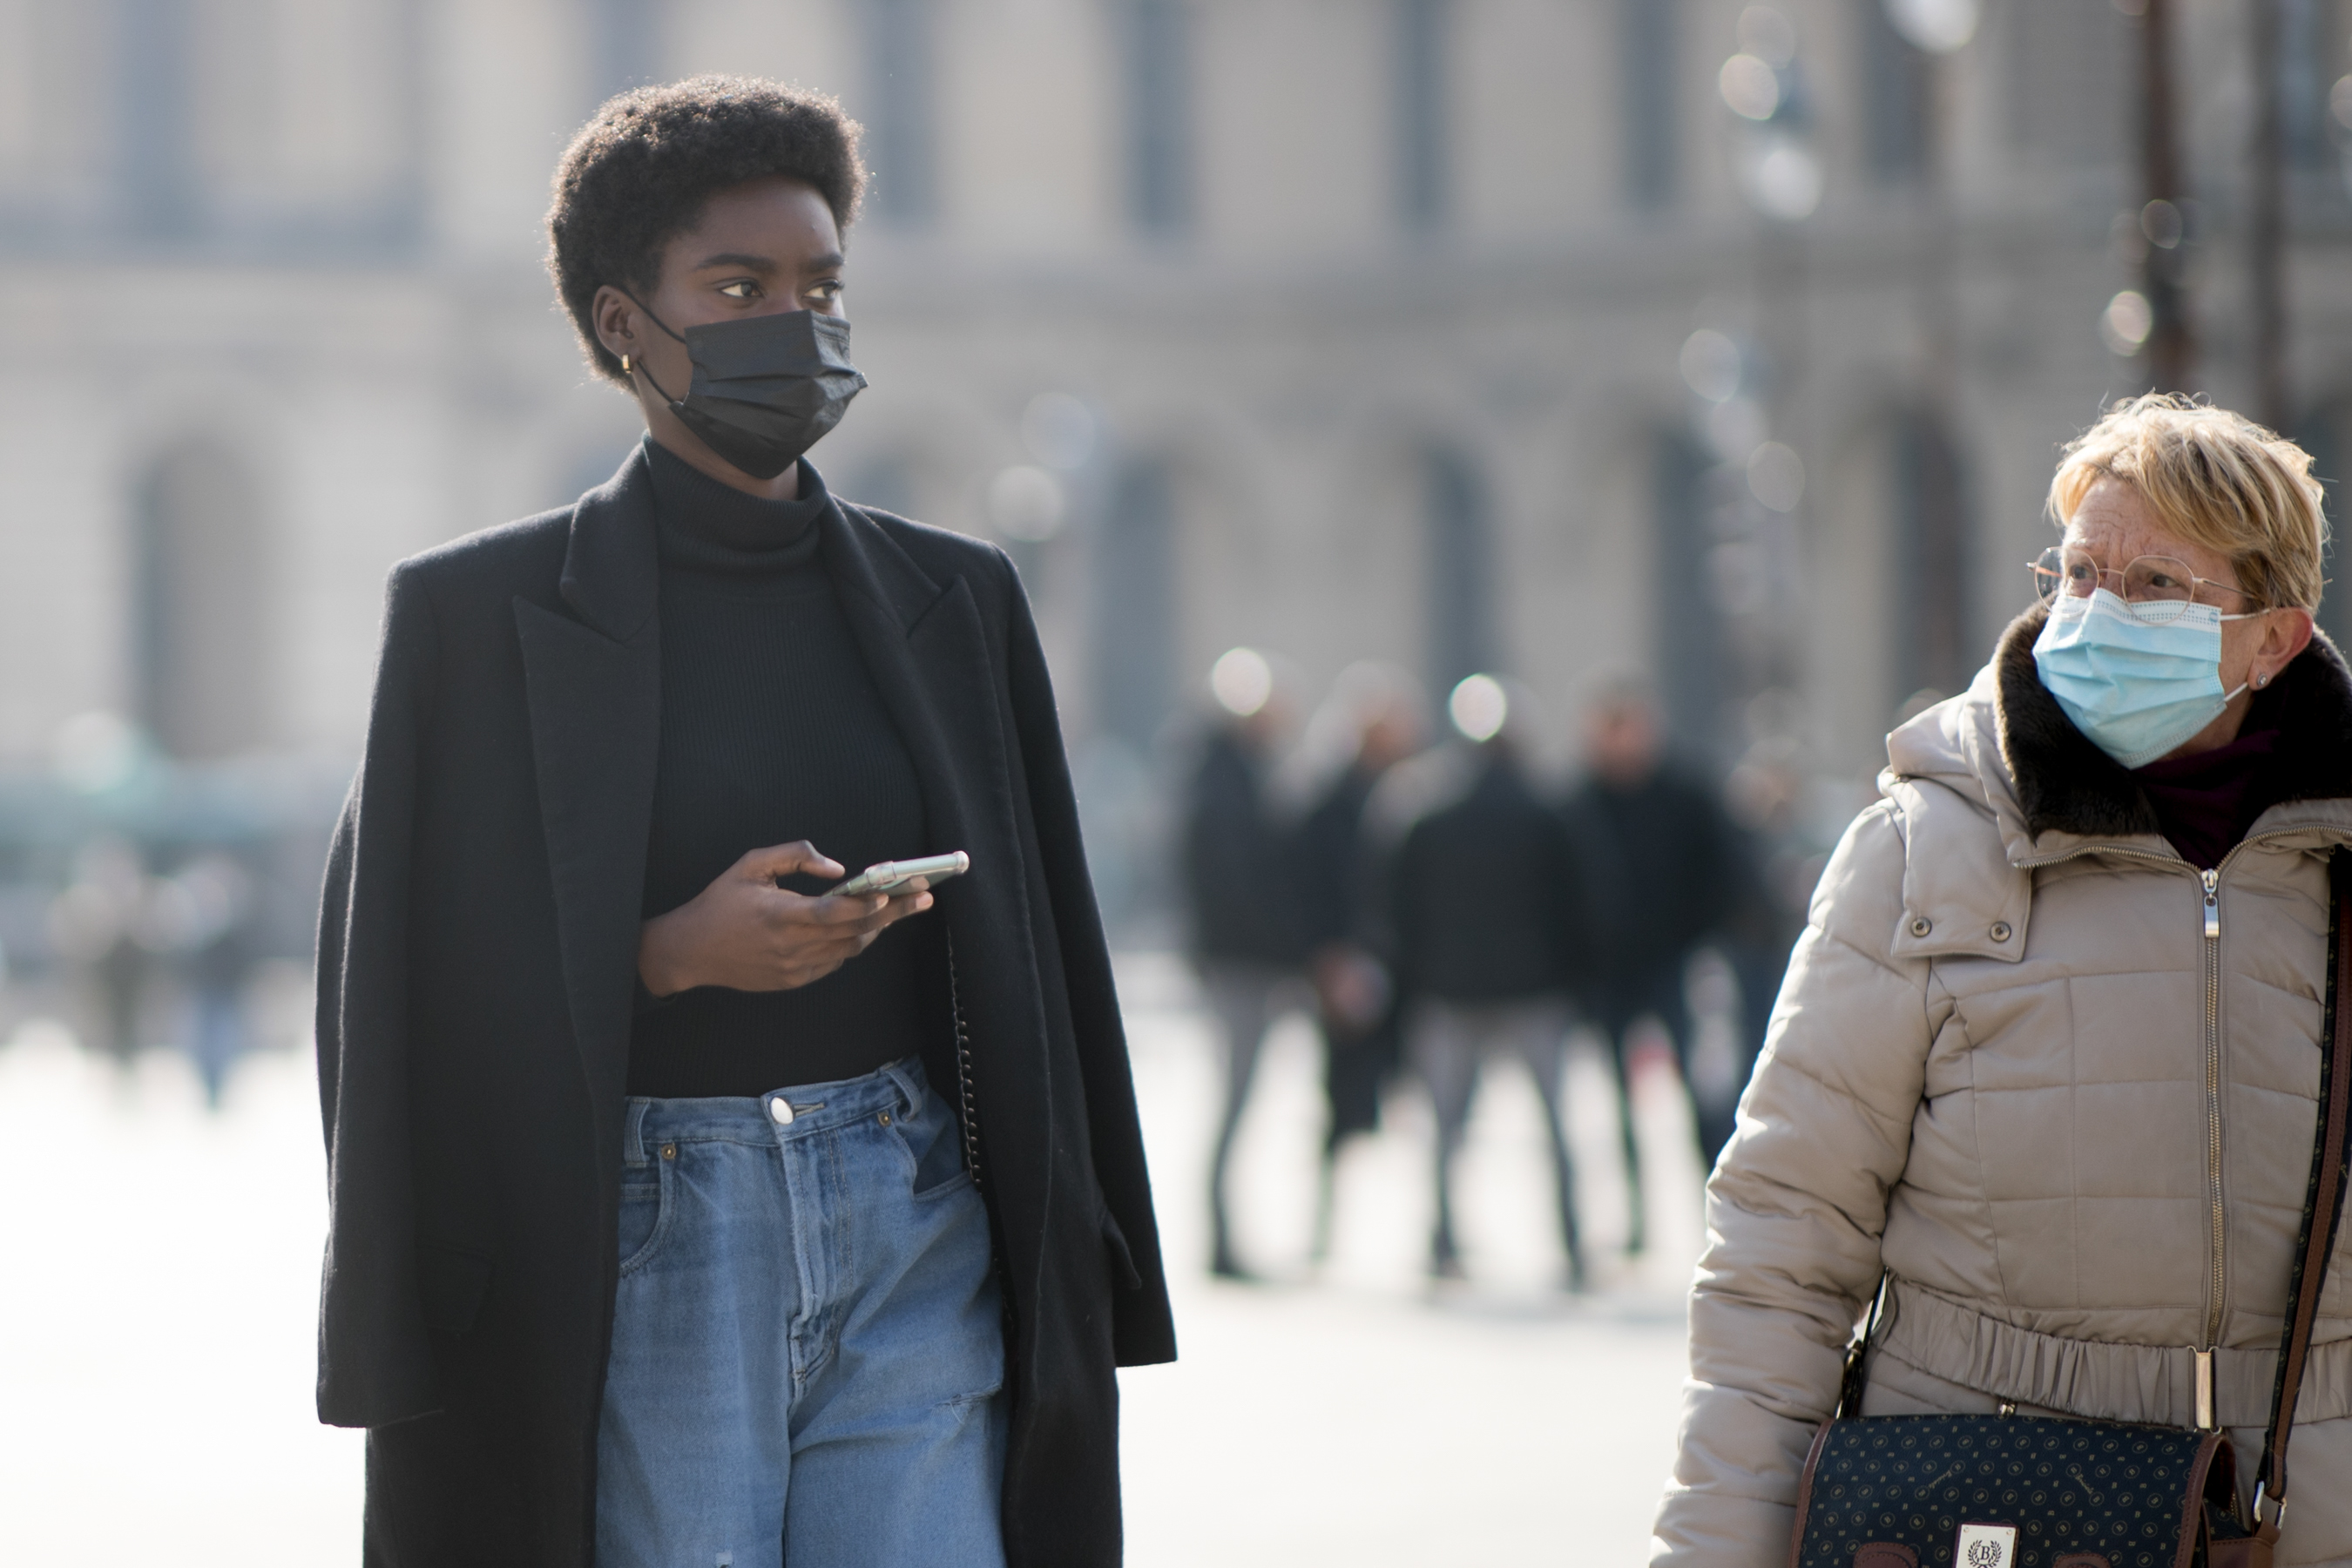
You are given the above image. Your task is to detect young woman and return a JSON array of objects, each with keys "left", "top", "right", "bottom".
[{"left": 314, "top": 78, "right": 1174, "bottom": 1568}]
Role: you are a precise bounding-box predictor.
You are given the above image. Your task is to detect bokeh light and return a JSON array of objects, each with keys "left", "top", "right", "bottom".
[
  {"left": 1209, "top": 647, "right": 1274, "bottom": 718},
  {"left": 1446, "top": 673, "right": 1509, "bottom": 742}
]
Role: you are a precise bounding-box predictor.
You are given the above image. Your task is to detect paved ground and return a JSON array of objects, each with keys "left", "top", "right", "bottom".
[{"left": 0, "top": 956, "right": 1703, "bottom": 1564}]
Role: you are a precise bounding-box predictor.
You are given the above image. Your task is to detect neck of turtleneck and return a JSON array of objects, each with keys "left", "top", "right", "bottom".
[{"left": 645, "top": 436, "right": 827, "bottom": 579}]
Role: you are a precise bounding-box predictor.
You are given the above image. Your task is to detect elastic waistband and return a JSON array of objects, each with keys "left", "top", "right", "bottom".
[
  {"left": 1880, "top": 1276, "right": 2352, "bottom": 1429},
  {"left": 622, "top": 1056, "right": 928, "bottom": 1163}
]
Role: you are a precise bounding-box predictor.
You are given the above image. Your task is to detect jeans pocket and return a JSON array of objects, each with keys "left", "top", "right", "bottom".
[
  {"left": 616, "top": 1151, "right": 676, "bottom": 1276},
  {"left": 889, "top": 1097, "right": 971, "bottom": 1198}
]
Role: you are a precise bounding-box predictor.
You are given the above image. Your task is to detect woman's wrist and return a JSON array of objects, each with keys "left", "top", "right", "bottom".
[{"left": 638, "top": 910, "right": 696, "bottom": 997}]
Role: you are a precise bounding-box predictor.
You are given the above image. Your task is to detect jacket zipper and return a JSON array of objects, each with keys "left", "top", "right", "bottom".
[
  {"left": 2200, "top": 866, "right": 2225, "bottom": 1355},
  {"left": 2012, "top": 828, "right": 2322, "bottom": 1374}
]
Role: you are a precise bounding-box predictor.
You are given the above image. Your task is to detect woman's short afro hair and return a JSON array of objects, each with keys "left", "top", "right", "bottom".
[{"left": 548, "top": 76, "right": 865, "bottom": 385}]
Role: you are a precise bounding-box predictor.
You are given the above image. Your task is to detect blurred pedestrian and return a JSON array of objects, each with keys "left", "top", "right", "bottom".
[
  {"left": 315, "top": 79, "right": 1172, "bottom": 1568},
  {"left": 1714, "top": 737, "right": 1817, "bottom": 1139},
  {"left": 1181, "top": 645, "right": 1307, "bottom": 1280},
  {"left": 1559, "top": 679, "right": 1746, "bottom": 1254},
  {"left": 46, "top": 836, "right": 152, "bottom": 1067},
  {"left": 1385, "top": 675, "right": 1585, "bottom": 1286},
  {"left": 1286, "top": 663, "right": 1423, "bottom": 1260},
  {"left": 148, "top": 850, "right": 258, "bottom": 1108},
  {"left": 1656, "top": 397, "right": 2352, "bottom": 1565}
]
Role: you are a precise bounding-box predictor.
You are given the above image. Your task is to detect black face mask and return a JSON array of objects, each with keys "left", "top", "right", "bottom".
[{"left": 625, "top": 301, "right": 867, "bottom": 480}]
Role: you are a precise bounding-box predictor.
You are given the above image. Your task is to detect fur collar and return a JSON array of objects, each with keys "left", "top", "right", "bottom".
[{"left": 1993, "top": 604, "right": 2352, "bottom": 841}]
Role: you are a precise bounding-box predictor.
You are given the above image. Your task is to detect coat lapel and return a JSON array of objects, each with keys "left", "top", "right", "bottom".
[
  {"left": 819, "top": 497, "right": 1030, "bottom": 941},
  {"left": 818, "top": 497, "right": 1053, "bottom": 1206},
  {"left": 517, "top": 448, "right": 663, "bottom": 1133}
]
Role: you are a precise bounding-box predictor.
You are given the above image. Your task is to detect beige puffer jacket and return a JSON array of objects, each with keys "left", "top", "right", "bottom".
[{"left": 1652, "top": 609, "right": 2352, "bottom": 1568}]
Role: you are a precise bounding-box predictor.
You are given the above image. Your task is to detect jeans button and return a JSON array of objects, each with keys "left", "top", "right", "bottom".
[{"left": 769, "top": 1097, "right": 794, "bottom": 1125}]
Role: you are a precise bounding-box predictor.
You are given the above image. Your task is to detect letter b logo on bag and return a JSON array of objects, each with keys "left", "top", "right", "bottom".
[{"left": 1957, "top": 1523, "right": 2017, "bottom": 1568}]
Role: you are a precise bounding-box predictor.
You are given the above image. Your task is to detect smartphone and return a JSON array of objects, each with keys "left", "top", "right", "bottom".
[{"left": 825, "top": 850, "right": 970, "bottom": 900}]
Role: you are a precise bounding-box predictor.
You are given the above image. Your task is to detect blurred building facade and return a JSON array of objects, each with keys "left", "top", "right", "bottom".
[{"left": 3, "top": 0, "right": 2351, "bottom": 909}]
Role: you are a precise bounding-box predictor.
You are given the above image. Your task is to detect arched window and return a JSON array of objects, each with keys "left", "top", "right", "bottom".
[
  {"left": 1393, "top": 0, "right": 1450, "bottom": 230},
  {"left": 1856, "top": 0, "right": 1930, "bottom": 186},
  {"left": 861, "top": 0, "right": 940, "bottom": 227},
  {"left": 2004, "top": 0, "right": 2124, "bottom": 170},
  {"left": 132, "top": 442, "right": 271, "bottom": 760},
  {"left": 586, "top": 0, "right": 658, "bottom": 103},
  {"left": 1891, "top": 411, "right": 1973, "bottom": 701},
  {"left": 2278, "top": 0, "right": 2335, "bottom": 170},
  {"left": 119, "top": 0, "right": 199, "bottom": 238},
  {"left": 1121, "top": 0, "right": 1193, "bottom": 235},
  {"left": 1617, "top": 0, "right": 1678, "bottom": 210},
  {"left": 1092, "top": 457, "right": 1179, "bottom": 747},
  {"left": 1649, "top": 429, "right": 1720, "bottom": 749},
  {"left": 2295, "top": 403, "right": 2348, "bottom": 648},
  {"left": 1421, "top": 445, "right": 1494, "bottom": 698}
]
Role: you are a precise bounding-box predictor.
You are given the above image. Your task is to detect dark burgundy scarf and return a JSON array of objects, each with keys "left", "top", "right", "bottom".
[{"left": 2131, "top": 727, "right": 2286, "bottom": 869}]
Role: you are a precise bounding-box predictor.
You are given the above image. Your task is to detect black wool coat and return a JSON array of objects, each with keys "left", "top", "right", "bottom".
[
  {"left": 1388, "top": 753, "right": 1583, "bottom": 1004},
  {"left": 314, "top": 445, "right": 1176, "bottom": 1566}
]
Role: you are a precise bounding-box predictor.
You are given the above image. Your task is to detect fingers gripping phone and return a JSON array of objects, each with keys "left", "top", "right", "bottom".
[{"left": 825, "top": 851, "right": 970, "bottom": 899}]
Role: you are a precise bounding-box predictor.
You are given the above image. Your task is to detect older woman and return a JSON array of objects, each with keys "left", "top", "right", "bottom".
[{"left": 1652, "top": 396, "right": 2352, "bottom": 1566}]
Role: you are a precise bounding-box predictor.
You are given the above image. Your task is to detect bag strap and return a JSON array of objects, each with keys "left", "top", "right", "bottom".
[
  {"left": 1834, "top": 1271, "right": 1891, "bottom": 1420},
  {"left": 2253, "top": 849, "right": 2352, "bottom": 1526}
]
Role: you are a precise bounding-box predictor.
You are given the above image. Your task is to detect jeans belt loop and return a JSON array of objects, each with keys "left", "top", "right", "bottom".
[
  {"left": 622, "top": 1098, "right": 652, "bottom": 1166},
  {"left": 882, "top": 1058, "right": 924, "bottom": 1120}
]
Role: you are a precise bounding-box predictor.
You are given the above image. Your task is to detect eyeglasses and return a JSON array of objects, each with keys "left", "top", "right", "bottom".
[{"left": 2029, "top": 545, "right": 2265, "bottom": 621}]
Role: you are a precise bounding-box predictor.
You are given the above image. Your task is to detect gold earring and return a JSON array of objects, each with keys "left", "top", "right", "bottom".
[{"left": 621, "top": 353, "right": 632, "bottom": 373}]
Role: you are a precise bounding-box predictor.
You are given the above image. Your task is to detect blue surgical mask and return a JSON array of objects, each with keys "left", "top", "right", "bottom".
[{"left": 2031, "top": 588, "right": 2252, "bottom": 769}]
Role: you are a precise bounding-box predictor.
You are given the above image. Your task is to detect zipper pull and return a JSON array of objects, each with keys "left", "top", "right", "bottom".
[
  {"left": 2194, "top": 1347, "right": 2216, "bottom": 1429},
  {"left": 2201, "top": 868, "right": 2220, "bottom": 939}
]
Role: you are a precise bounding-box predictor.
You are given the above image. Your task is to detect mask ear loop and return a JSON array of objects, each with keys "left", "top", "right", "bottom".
[{"left": 614, "top": 290, "right": 692, "bottom": 409}]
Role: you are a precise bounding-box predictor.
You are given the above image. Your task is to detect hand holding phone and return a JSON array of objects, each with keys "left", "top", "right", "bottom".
[
  {"left": 825, "top": 850, "right": 970, "bottom": 900},
  {"left": 639, "top": 840, "right": 942, "bottom": 998}
]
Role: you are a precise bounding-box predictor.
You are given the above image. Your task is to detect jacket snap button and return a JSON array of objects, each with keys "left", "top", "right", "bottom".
[
  {"left": 1909, "top": 916, "right": 1932, "bottom": 937},
  {"left": 769, "top": 1097, "right": 794, "bottom": 1125},
  {"left": 1990, "top": 921, "right": 2012, "bottom": 942}
]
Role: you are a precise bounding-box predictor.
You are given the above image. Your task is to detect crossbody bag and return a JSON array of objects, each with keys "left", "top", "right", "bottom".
[{"left": 1788, "top": 857, "right": 2352, "bottom": 1568}]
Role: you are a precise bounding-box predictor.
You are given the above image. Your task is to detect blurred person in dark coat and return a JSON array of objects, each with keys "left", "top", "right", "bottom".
[
  {"left": 1559, "top": 679, "right": 1748, "bottom": 1255},
  {"left": 1180, "top": 646, "right": 1306, "bottom": 1280},
  {"left": 1285, "top": 663, "right": 1423, "bottom": 1260},
  {"left": 1713, "top": 735, "right": 1820, "bottom": 1154},
  {"left": 47, "top": 836, "right": 152, "bottom": 1066},
  {"left": 1384, "top": 675, "right": 1587, "bottom": 1287},
  {"left": 149, "top": 850, "right": 259, "bottom": 1108}
]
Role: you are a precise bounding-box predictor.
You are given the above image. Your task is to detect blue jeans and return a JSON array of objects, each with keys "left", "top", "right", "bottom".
[{"left": 595, "top": 1058, "right": 1008, "bottom": 1568}]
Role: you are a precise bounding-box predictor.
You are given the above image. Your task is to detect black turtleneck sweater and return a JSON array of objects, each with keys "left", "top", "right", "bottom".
[{"left": 628, "top": 440, "right": 950, "bottom": 1098}]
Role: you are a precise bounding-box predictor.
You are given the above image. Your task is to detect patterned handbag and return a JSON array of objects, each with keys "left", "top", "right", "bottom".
[{"left": 1788, "top": 862, "right": 2352, "bottom": 1568}]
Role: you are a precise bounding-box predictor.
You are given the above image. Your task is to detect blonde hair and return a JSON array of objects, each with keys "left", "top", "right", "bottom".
[{"left": 2048, "top": 393, "right": 2328, "bottom": 612}]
